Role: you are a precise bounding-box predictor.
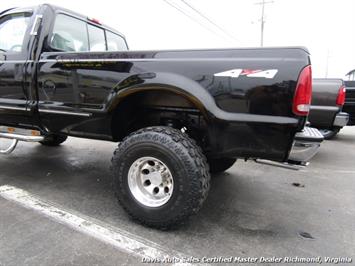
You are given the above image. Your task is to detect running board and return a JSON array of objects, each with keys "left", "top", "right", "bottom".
[
  {"left": 0, "top": 126, "right": 44, "bottom": 154},
  {"left": 0, "top": 126, "right": 44, "bottom": 142}
]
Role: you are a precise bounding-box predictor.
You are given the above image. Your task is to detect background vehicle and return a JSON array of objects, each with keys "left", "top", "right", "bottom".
[
  {"left": 308, "top": 79, "right": 349, "bottom": 139},
  {"left": 0, "top": 4, "right": 322, "bottom": 228},
  {"left": 343, "top": 81, "right": 355, "bottom": 126}
]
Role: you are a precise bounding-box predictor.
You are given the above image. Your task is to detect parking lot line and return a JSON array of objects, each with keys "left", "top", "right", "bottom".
[
  {"left": 304, "top": 169, "right": 355, "bottom": 174},
  {"left": 0, "top": 185, "right": 197, "bottom": 266}
]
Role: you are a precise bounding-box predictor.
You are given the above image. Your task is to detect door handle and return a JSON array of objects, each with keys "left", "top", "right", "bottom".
[
  {"left": 43, "top": 80, "right": 56, "bottom": 91},
  {"left": 41, "top": 80, "right": 56, "bottom": 99}
]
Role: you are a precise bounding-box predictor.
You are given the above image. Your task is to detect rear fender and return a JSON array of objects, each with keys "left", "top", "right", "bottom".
[{"left": 106, "top": 72, "right": 214, "bottom": 120}]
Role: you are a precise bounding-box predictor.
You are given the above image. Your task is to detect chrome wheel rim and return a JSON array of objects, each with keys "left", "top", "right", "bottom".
[{"left": 128, "top": 156, "right": 174, "bottom": 207}]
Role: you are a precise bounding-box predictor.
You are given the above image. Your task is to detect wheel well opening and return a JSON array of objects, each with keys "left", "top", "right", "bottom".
[{"left": 111, "top": 90, "right": 210, "bottom": 148}]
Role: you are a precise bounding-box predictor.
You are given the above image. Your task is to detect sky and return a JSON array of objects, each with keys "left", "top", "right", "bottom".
[{"left": 1, "top": 0, "right": 354, "bottom": 78}]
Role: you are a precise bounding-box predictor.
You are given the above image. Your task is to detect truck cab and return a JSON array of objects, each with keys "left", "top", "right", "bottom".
[{"left": 0, "top": 5, "right": 127, "bottom": 131}]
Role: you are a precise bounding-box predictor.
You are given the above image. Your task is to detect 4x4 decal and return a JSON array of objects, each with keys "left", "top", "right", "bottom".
[{"left": 214, "top": 69, "right": 278, "bottom": 79}]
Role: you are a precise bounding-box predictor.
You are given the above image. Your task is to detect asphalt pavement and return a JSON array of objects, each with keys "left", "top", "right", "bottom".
[{"left": 0, "top": 126, "right": 354, "bottom": 265}]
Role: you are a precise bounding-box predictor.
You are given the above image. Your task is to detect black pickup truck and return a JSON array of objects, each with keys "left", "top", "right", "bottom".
[
  {"left": 0, "top": 4, "right": 323, "bottom": 228},
  {"left": 308, "top": 79, "right": 349, "bottom": 139}
]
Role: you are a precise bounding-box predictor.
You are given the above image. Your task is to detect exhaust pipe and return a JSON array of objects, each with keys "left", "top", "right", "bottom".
[{"left": 254, "top": 159, "right": 307, "bottom": 170}]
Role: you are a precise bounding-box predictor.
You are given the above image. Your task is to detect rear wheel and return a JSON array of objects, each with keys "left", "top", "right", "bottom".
[
  {"left": 40, "top": 134, "right": 68, "bottom": 146},
  {"left": 111, "top": 126, "right": 210, "bottom": 229},
  {"left": 208, "top": 157, "right": 236, "bottom": 173}
]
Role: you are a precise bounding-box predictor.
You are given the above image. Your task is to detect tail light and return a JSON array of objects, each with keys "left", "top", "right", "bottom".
[
  {"left": 293, "top": 65, "right": 312, "bottom": 116},
  {"left": 336, "top": 85, "right": 346, "bottom": 106}
]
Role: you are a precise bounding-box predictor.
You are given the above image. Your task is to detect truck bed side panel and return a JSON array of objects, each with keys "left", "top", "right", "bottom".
[{"left": 37, "top": 48, "right": 310, "bottom": 161}]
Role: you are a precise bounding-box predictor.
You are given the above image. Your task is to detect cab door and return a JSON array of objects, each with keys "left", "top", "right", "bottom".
[{"left": 0, "top": 10, "right": 33, "bottom": 126}]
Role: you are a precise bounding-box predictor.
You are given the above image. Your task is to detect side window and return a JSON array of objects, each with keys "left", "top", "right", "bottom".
[
  {"left": 88, "top": 24, "right": 106, "bottom": 52},
  {"left": 106, "top": 31, "right": 128, "bottom": 51},
  {"left": 50, "top": 14, "right": 88, "bottom": 52},
  {"left": 0, "top": 12, "right": 32, "bottom": 52}
]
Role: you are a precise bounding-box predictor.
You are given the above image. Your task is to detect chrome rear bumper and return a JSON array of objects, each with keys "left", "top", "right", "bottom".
[
  {"left": 333, "top": 112, "right": 349, "bottom": 127},
  {"left": 288, "top": 141, "right": 321, "bottom": 165},
  {"left": 288, "top": 127, "right": 323, "bottom": 165},
  {"left": 255, "top": 127, "right": 323, "bottom": 170}
]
